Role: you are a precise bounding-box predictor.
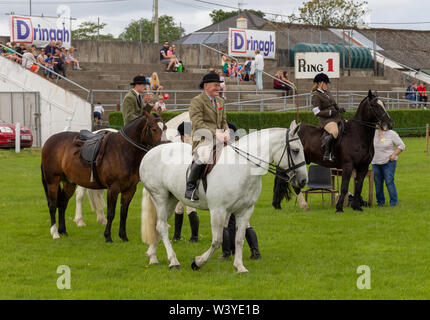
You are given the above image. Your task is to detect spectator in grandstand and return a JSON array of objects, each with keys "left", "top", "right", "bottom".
[
  {"left": 53, "top": 47, "right": 67, "bottom": 79},
  {"left": 31, "top": 45, "right": 38, "bottom": 60},
  {"left": 45, "top": 40, "right": 57, "bottom": 56},
  {"left": 37, "top": 48, "right": 47, "bottom": 71},
  {"left": 67, "top": 47, "right": 81, "bottom": 70},
  {"left": 273, "top": 70, "right": 296, "bottom": 95},
  {"left": 417, "top": 82, "right": 428, "bottom": 106},
  {"left": 281, "top": 71, "right": 296, "bottom": 94},
  {"left": 254, "top": 49, "right": 264, "bottom": 91},
  {"left": 243, "top": 57, "right": 252, "bottom": 82},
  {"left": 218, "top": 69, "right": 227, "bottom": 100},
  {"left": 405, "top": 82, "right": 418, "bottom": 102},
  {"left": 150, "top": 72, "right": 164, "bottom": 94},
  {"left": 44, "top": 52, "right": 55, "bottom": 79},
  {"left": 372, "top": 127, "right": 405, "bottom": 207},
  {"left": 21, "top": 47, "right": 39, "bottom": 73},
  {"left": 153, "top": 94, "right": 167, "bottom": 115},
  {"left": 160, "top": 41, "right": 173, "bottom": 72},
  {"left": 143, "top": 90, "right": 155, "bottom": 112},
  {"left": 56, "top": 41, "right": 63, "bottom": 49},
  {"left": 3, "top": 42, "right": 16, "bottom": 60},
  {"left": 223, "top": 57, "right": 230, "bottom": 76},
  {"left": 93, "top": 102, "right": 105, "bottom": 124}
]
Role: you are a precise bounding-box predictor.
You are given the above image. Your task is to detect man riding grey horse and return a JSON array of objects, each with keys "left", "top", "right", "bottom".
[{"left": 185, "top": 72, "right": 230, "bottom": 201}]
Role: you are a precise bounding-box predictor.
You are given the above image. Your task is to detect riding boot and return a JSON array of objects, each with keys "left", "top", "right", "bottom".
[
  {"left": 185, "top": 161, "right": 205, "bottom": 201},
  {"left": 322, "top": 134, "right": 335, "bottom": 162},
  {"left": 245, "top": 227, "right": 261, "bottom": 260},
  {"left": 220, "top": 227, "right": 231, "bottom": 260},
  {"left": 188, "top": 211, "right": 199, "bottom": 242},
  {"left": 172, "top": 213, "right": 183, "bottom": 241}
]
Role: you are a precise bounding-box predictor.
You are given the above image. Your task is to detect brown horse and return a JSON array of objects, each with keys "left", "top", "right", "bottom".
[
  {"left": 273, "top": 90, "right": 394, "bottom": 213},
  {"left": 41, "top": 112, "right": 166, "bottom": 242}
]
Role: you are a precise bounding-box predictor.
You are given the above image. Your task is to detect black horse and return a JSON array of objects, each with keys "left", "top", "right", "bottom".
[{"left": 273, "top": 90, "right": 394, "bottom": 213}]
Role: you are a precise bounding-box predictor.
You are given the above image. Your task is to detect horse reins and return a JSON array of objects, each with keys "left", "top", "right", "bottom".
[
  {"left": 119, "top": 117, "right": 162, "bottom": 152},
  {"left": 228, "top": 129, "right": 306, "bottom": 182}
]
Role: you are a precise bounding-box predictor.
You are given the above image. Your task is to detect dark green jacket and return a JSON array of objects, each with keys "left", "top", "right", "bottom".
[
  {"left": 189, "top": 92, "right": 228, "bottom": 152},
  {"left": 122, "top": 89, "right": 153, "bottom": 125},
  {"left": 311, "top": 89, "right": 342, "bottom": 128}
]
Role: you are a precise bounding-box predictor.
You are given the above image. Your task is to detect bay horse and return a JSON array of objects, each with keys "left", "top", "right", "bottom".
[
  {"left": 41, "top": 112, "right": 166, "bottom": 242},
  {"left": 140, "top": 121, "right": 307, "bottom": 273},
  {"left": 273, "top": 90, "right": 394, "bottom": 213}
]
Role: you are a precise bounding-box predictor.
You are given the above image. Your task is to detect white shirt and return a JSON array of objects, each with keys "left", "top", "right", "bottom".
[
  {"left": 254, "top": 53, "right": 264, "bottom": 71},
  {"left": 371, "top": 130, "right": 405, "bottom": 165},
  {"left": 22, "top": 52, "right": 36, "bottom": 69},
  {"left": 154, "top": 101, "right": 166, "bottom": 111},
  {"left": 94, "top": 104, "right": 104, "bottom": 113}
]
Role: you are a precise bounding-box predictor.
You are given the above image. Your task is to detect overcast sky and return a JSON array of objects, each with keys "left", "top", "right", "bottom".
[{"left": 0, "top": 0, "right": 429, "bottom": 37}]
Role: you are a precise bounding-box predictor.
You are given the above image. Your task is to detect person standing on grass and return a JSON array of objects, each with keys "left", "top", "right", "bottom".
[
  {"left": 254, "top": 49, "right": 264, "bottom": 91},
  {"left": 371, "top": 128, "right": 405, "bottom": 207},
  {"left": 172, "top": 121, "right": 200, "bottom": 242}
]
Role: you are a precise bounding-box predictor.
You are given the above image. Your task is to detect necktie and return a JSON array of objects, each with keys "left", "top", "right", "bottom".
[
  {"left": 212, "top": 98, "right": 217, "bottom": 110},
  {"left": 138, "top": 95, "right": 142, "bottom": 105}
]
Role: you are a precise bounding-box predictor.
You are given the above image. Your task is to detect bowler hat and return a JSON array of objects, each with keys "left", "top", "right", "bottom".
[
  {"left": 313, "top": 73, "right": 330, "bottom": 84},
  {"left": 199, "top": 72, "right": 224, "bottom": 89},
  {"left": 130, "top": 75, "right": 148, "bottom": 86}
]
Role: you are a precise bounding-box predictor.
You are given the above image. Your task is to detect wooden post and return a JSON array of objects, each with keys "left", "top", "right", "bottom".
[{"left": 426, "top": 123, "right": 429, "bottom": 154}]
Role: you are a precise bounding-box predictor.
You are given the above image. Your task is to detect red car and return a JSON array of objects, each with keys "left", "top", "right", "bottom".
[{"left": 0, "top": 120, "right": 33, "bottom": 148}]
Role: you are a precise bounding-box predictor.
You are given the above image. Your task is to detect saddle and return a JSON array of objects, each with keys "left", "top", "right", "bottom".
[{"left": 73, "top": 130, "right": 112, "bottom": 184}]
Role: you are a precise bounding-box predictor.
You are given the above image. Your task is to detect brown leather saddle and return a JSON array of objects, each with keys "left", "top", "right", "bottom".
[{"left": 73, "top": 130, "right": 113, "bottom": 184}]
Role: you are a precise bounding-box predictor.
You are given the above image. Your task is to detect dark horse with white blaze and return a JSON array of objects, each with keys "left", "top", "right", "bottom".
[
  {"left": 41, "top": 112, "right": 166, "bottom": 242},
  {"left": 273, "top": 90, "right": 394, "bottom": 213}
]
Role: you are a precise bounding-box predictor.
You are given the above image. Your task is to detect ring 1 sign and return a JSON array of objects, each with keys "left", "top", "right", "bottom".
[{"left": 294, "top": 52, "right": 340, "bottom": 79}]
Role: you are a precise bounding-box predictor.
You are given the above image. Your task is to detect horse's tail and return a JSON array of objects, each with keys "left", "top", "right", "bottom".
[
  {"left": 87, "top": 188, "right": 106, "bottom": 212},
  {"left": 141, "top": 188, "right": 159, "bottom": 245},
  {"left": 41, "top": 164, "right": 49, "bottom": 200}
]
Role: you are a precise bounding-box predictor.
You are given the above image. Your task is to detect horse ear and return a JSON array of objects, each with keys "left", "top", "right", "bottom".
[{"left": 368, "top": 90, "right": 373, "bottom": 99}]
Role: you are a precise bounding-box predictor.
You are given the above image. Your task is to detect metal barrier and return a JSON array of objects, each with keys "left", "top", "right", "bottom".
[{"left": 89, "top": 89, "right": 429, "bottom": 113}]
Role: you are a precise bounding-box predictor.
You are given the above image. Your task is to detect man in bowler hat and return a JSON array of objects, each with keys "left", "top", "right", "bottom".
[
  {"left": 185, "top": 72, "right": 230, "bottom": 201},
  {"left": 122, "top": 75, "right": 153, "bottom": 125}
]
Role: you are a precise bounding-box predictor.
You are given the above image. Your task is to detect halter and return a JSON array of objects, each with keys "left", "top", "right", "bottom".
[
  {"left": 119, "top": 117, "right": 162, "bottom": 152},
  {"left": 228, "top": 128, "right": 306, "bottom": 182}
]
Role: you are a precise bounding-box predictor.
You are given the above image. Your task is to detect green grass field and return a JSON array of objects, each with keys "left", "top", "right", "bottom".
[{"left": 0, "top": 138, "right": 429, "bottom": 299}]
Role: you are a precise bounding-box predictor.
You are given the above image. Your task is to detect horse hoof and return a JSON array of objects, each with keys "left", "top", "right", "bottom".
[
  {"left": 191, "top": 259, "right": 200, "bottom": 271},
  {"left": 120, "top": 236, "right": 129, "bottom": 242},
  {"left": 169, "top": 265, "right": 181, "bottom": 270},
  {"left": 105, "top": 237, "right": 113, "bottom": 243},
  {"left": 75, "top": 220, "right": 86, "bottom": 227},
  {"left": 352, "top": 206, "right": 363, "bottom": 212},
  {"left": 59, "top": 231, "right": 68, "bottom": 236},
  {"left": 335, "top": 209, "right": 344, "bottom": 214}
]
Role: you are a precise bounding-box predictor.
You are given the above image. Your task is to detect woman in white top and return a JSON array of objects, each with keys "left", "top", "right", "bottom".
[
  {"left": 254, "top": 49, "right": 264, "bottom": 90},
  {"left": 371, "top": 128, "right": 405, "bottom": 207}
]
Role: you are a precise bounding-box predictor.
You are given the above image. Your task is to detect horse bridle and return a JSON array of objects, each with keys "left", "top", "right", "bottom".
[
  {"left": 349, "top": 97, "right": 390, "bottom": 129},
  {"left": 119, "top": 117, "right": 162, "bottom": 152},
  {"left": 229, "top": 128, "right": 306, "bottom": 182}
]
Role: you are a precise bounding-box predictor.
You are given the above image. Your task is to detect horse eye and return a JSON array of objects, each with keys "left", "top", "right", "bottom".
[{"left": 292, "top": 148, "right": 300, "bottom": 154}]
